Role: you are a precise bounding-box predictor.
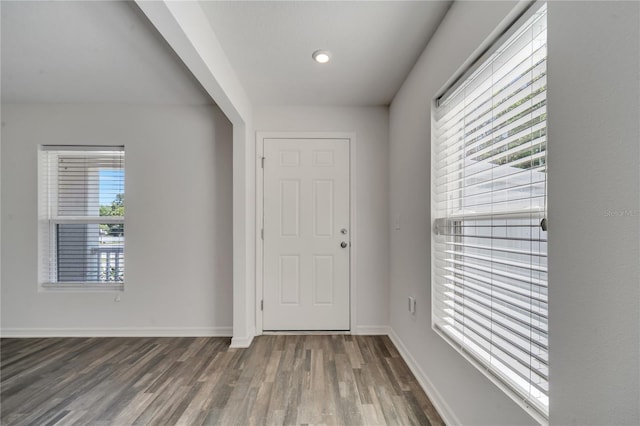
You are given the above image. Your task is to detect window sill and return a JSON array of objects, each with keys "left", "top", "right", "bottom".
[
  {"left": 431, "top": 323, "right": 548, "bottom": 425},
  {"left": 40, "top": 283, "right": 124, "bottom": 292}
]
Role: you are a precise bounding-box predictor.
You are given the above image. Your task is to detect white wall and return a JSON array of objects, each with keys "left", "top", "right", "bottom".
[
  {"left": 136, "top": 1, "right": 257, "bottom": 347},
  {"left": 389, "top": 1, "right": 541, "bottom": 425},
  {"left": 1, "top": 103, "right": 234, "bottom": 336},
  {"left": 547, "top": 2, "right": 639, "bottom": 424},
  {"left": 255, "top": 105, "right": 389, "bottom": 332},
  {"left": 390, "top": 0, "right": 640, "bottom": 425}
]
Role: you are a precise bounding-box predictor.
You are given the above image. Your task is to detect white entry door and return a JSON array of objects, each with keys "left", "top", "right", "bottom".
[{"left": 263, "top": 138, "right": 350, "bottom": 330}]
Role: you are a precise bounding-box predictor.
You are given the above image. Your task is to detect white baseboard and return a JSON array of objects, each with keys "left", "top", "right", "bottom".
[
  {"left": 0, "top": 326, "right": 232, "bottom": 338},
  {"left": 352, "top": 325, "right": 391, "bottom": 335},
  {"left": 388, "top": 328, "right": 460, "bottom": 426},
  {"left": 229, "top": 334, "right": 254, "bottom": 348}
]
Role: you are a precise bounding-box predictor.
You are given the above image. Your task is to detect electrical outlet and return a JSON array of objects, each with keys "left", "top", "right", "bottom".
[{"left": 408, "top": 296, "right": 416, "bottom": 314}]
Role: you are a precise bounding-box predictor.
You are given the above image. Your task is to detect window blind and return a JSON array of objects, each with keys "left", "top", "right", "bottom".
[
  {"left": 432, "top": 3, "right": 548, "bottom": 416},
  {"left": 39, "top": 146, "right": 125, "bottom": 289}
]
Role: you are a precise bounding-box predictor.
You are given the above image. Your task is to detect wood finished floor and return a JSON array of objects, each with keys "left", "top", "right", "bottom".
[{"left": 0, "top": 335, "right": 443, "bottom": 426}]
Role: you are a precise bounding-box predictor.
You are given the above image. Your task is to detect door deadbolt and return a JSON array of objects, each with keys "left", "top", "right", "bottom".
[{"left": 341, "top": 228, "right": 348, "bottom": 235}]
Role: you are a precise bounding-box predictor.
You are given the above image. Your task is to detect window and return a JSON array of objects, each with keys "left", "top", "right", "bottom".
[
  {"left": 432, "top": 3, "right": 548, "bottom": 418},
  {"left": 39, "top": 146, "right": 125, "bottom": 290}
]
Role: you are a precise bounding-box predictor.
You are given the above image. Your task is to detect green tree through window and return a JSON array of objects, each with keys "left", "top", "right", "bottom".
[{"left": 100, "top": 193, "right": 124, "bottom": 236}]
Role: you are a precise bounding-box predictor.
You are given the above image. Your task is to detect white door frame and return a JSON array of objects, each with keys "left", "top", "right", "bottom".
[{"left": 255, "top": 132, "right": 357, "bottom": 334}]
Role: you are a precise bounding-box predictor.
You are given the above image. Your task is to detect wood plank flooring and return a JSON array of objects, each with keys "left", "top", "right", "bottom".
[{"left": 1, "top": 335, "right": 443, "bottom": 426}]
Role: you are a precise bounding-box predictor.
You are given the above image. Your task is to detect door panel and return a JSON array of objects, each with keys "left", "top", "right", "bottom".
[
  {"left": 280, "top": 180, "right": 300, "bottom": 237},
  {"left": 263, "top": 138, "right": 350, "bottom": 330}
]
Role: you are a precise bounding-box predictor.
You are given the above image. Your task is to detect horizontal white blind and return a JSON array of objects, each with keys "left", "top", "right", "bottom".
[
  {"left": 40, "top": 147, "right": 125, "bottom": 287},
  {"left": 432, "top": 3, "right": 548, "bottom": 416}
]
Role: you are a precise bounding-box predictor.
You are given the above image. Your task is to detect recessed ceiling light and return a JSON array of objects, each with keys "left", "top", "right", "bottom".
[{"left": 312, "top": 50, "right": 331, "bottom": 64}]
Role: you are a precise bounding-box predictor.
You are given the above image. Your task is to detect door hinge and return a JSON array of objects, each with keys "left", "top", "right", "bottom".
[
  {"left": 261, "top": 300, "right": 264, "bottom": 311},
  {"left": 261, "top": 228, "right": 264, "bottom": 240},
  {"left": 261, "top": 157, "right": 265, "bottom": 168}
]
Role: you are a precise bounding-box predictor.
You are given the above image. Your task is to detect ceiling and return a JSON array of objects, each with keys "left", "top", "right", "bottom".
[
  {"left": 1, "top": 1, "right": 452, "bottom": 108},
  {"left": 1, "top": 1, "right": 212, "bottom": 105},
  {"left": 199, "top": 1, "right": 452, "bottom": 106}
]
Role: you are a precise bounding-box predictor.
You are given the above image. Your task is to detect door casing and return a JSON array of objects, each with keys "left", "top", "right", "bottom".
[{"left": 255, "top": 132, "right": 357, "bottom": 334}]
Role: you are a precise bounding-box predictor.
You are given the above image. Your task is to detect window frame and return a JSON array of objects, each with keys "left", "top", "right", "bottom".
[
  {"left": 430, "top": 2, "right": 549, "bottom": 423},
  {"left": 38, "top": 145, "right": 125, "bottom": 292}
]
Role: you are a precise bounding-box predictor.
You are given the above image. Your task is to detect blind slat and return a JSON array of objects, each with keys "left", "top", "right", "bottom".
[
  {"left": 443, "top": 249, "right": 547, "bottom": 272},
  {"left": 442, "top": 241, "right": 547, "bottom": 257}
]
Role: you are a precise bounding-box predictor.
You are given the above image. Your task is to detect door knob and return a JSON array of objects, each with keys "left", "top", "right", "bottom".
[{"left": 340, "top": 242, "right": 348, "bottom": 248}]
